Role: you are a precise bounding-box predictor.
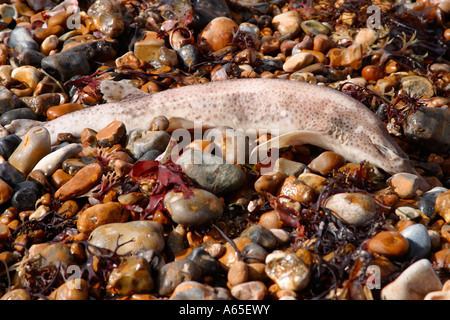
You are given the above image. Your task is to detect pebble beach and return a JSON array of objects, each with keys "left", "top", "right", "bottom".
[{"left": 0, "top": 0, "right": 449, "bottom": 301}]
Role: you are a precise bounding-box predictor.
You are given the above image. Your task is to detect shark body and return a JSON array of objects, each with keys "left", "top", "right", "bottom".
[{"left": 5, "top": 78, "right": 429, "bottom": 189}]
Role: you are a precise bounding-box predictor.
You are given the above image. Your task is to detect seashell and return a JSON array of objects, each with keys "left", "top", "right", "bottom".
[
  {"left": 0, "top": 4, "right": 19, "bottom": 19},
  {"left": 169, "top": 27, "right": 194, "bottom": 51}
]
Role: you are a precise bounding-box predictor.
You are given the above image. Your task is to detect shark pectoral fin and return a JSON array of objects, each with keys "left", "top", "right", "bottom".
[
  {"left": 250, "top": 130, "right": 327, "bottom": 163},
  {"left": 99, "top": 80, "right": 149, "bottom": 103},
  {"left": 5, "top": 119, "right": 46, "bottom": 137}
]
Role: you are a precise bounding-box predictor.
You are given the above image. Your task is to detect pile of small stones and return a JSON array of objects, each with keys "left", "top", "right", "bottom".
[{"left": 0, "top": 0, "right": 449, "bottom": 300}]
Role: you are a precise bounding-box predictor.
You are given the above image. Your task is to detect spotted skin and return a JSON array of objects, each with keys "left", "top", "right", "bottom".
[{"left": 5, "top": 78, "right": 429, "bottom": 189}]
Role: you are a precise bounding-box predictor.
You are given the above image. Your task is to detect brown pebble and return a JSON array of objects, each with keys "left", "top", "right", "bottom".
[
  {"left": 308, "top": 151, "right": 346, "bottom": 175},
  {"left": 54, "top": 162, "right": 103, "bottom": 201},
  {"left": 96, "top": 121, "right": 127, "bottom": 148},
  {"left": 57, "top": 200, "right": 80, "bottom": 218},
  {"left": 278, "top": 176, "right": 315, "bottom": 203},
  {"left": 50, "top": 168, "right": 73, "bottom": 189},
  {"left": 254, "top": 171, "right": 286, "bottom": 195},
  {"left": 46, "top": 103, "right": 84, "bottom": 120},
  {"left": 150, "top": 115, "right": 170, "bottom": 131},
  {"left": 77, "top": 202, "right": 127, "bottom": 234},
  {"left": 435, "top": 190, "right": 450, "bottom": 223},
  {"left": 228, "top": 260, "right": 249, "bottom": 286},
  {"left": 50, "top": 279, "right": 89, "bottom": 300},
  {"left": 368, "top": 231, "right": 409, "bottom": 258},
  {"left": 0, "top": 178, "right": 13, "bottom": 205},
  {"left": 258, "top": 210, "right": 283, "bottom": 229}
]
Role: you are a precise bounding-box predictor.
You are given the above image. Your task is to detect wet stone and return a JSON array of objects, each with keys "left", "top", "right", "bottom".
[
  {"left": 54, "top": 162, "right": 103, "bottom": 201},
  {"left": 96, "top": 121, "right": 127, "bottom": 148},
  {"left": 178, "top": 44, "right": 201, "bottom": 70},
  {"left": 8, "top": 27, "right": 39, "bottom": 53},
  {"left": 228, "top": 260, "right": 249, "bottom": 286},
  {"left": 265, "top": 251, "right": 310, "bottom": 291},
  {"left": 0, "top": 86, "right": 14, "bottom": 114},
  {"left": 191, "top": 0, "right": 232, "bottom": 30},
  {"left": 0, "top": 178, "right": 13, "bottom": 205},
  {"left": 62, "top": 156, "right": 98, "bottom": 175},
  {"left": 108, "top": 256, "right": 153, "bottom": 296},
  {"left": 0, "top": 134, "right": 21, "bottom": 159},
  {"left": 0, "top": 160, "right": 26, "bottom": 186},
  {"left": 395, "top": 206, "right": 422, "bottom": 221},
  {"left": 400, "top": 224, "right": 431, "bottom": 259},
  {"left": 157, "top": 259, "right": 202, "bottom": 296},
  {"left": 282, "top": 52, "right": 314, "bottom": 73},
  {"left": 11, "top": 180, "right": 40, "bottom": 211},
  {"left": 381, "top": 259, "right": 442, "bottom": 300},
  {"left": 164, "top": 188, "right": 223, "bottom": 227},
  {"left": 0, "top": 108, "right": 37, "bottom": 126},
  {"left": 199, "top": 17, "right": 238, "bottom": 52},
  {"left": 418, "top": 187, "right": 448, "bottom": 218},
  {"left": 50, "top": 279, "right": 89, "bottom": 300},
  {"left": 33, "top": 143, "right": 83, "bottom": 177},
  {"left": 186, "top": 247, "right": 218, "bottom": 275},
  {"left": 272, "top": 11, "right": 302, "bottom": 38},
  {"left": 169, "top": 281, "right": 232, "bottom": 300},
  {"left": 77, "top": 202, "right": 127, "bottom": 234},
  {"left": 231, "top": 281, "right": 267, "bottom": 300},
  {"left": 241, "top": 225, "right": 277, "bottom": 251},
  {"left": 388, "top": 173, "right": 419, "bottom": 199},
  {"left": 241, "top": 241, "right": 268, "bottom": 264},
  {"left": 401, "top": 75, "right": 435, "bottom": 99},
  {"left": 435, "top": 190, "right": 450, "bottom": 223},
  {"left": 41, "top": 51, "right": 91, "bottom": 82},
  {"left": 0, "top": 288, "right": 31, "bottom": 300},
  {"left": 125, "top": 130, "right": 171, "bottom": 159},
  {"left": 273, "top": 158, "right": 307, "bottom": 177},
  {"left": 87, "top": 0, "right": 125, "bottom": 38},
  {"left": 300, "top": 20, "right": 330, "bottom": 35},
  {"left": 138, "top": 150, "right": 162, "bottom": 162},
  {"left": 8, "top": 126, "right": 51, "bottom": 175},
  {"left": 176, "top": 149, "right": 245, "bottom": 195},
  {"left": 367, "top": 231, "right": 409, "bottom": 259},
  {"left": 133, "top": 248, "right": 165, "bottom": 272},
  {"left": 308, "top": 151, "right": 346, "bottom": 175},
  {"left": 88, "top": 221, "right": 165, "bottom": 255},
  {"left": 324, "top": 192, "right": 378, "bottom": 227}
]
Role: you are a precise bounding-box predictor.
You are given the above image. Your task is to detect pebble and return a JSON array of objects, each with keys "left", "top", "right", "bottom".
[
  {"left": 227, "top": 260, "right": 249, "bottom": 286},
  {"left": 278, "top": 176, "right": 315, "bottom": 204},
  {"left": 282, "top": 52, "right": 314, "bottom": 73},
  {"left": 186, "top": 247, "right": 218, "bottom": 275},
  {"left": 400, "top": 224, "right": 431, "bottom": 259},
  {"left": 199, "top": 17, "right": 238, "bottom": 52},
  {"left": 87, "top": 220, "right": 165, "bottom": 255},
  {"left": 0, "top": 288, "right": 31, "bottom": 300},
  {"left": 230, "top": 281, "right": 267, "bottom": 300},
  {"left": 367, "top": 231, "right": 409, "bottom": 259},
  {"left": 418, "top": 187, "right": 448, "bottom": 218},
  {"left": 265, "top": 251, "right": 310, "bottom": 291},
  {"left": 8, "top": 126, "right": 51, "bottom": 175},
  {"left": 308, "top": 151, "right": 346, "bottom": 175},
  {"left": 0, "top": 178, "right": 12, "bottom": 205},
  {"left": 401, "top": 75, "right": 435, "bottom": 99},
  {"left": 77, "top": 202, "right": 127, "bottom": 234},
  {"left": 50, "top": 279, "right": 89, "bottom": 300},
  {"left": 11, "top": 180, "right": 40, "bottom": 211},
  {"left": 0, "top": 86, "right": 14, "bottom": 114},
  {"left": 33, "top": 143, "right": 83, "bottom": 177},
  {"left": 133, "top": 31, "right": 165, "bottom": 63},
  {"left": 241, "top": 225, "right": 277, "bottom": 251},
  {"left": 54, "top": 162, "right": 103, "bottom": 201},
  {"left": 125, "top": 130, "right": 171, "bottom": 160},
  {"left": 0, "top": 134, "right": 22, "bottom": 160},
  {"left": 108, "top": 256, "right": 154, "bottom": 295},
  {"left": 0, "top": 160, "right": 25, "bottom": 186},
  {"left": 300, "top": 20, "right": 330, "bottom": 35},
  {"left": 87, "top": 0, "right": 125, "bottom": 38},
  {"left": 41, "top": 51, "right": 90, "bottom": 83},
  {"left": 176, "top": 149, "right": 245, "bottom": 195},
  {"left": 395, "top": 206, "right": 422, "bottom": 221},
  {"left": 0, "top": 108, "right": 38, "bottom": 126},
  {"left": 381, "top": 259, "right": 442, "bottom": 300},
  {"left": 387, "top": 173, "right": 419, "bottom": 199},
  {"left": 8, "top": 27, "right": 39, "bottom": 53},
  {"left": 324, "top": 192, "right": 378, "bottom": 227},
  {"left": 403, "top": 107, "right": 450, "bottom": 153},
  {"left": 190, "top": 0, "right": 232, "bottom": 30},
  {"left": 157, "top": 259, "right": 202, "bottom": 296},
  {"left": 169, "top": 281, "right": 232, "bottom": 300},
  {"left": 435, "top": 190, "right": 450, "bottom": 222},
  {"left": 46, "top": 103, "right": 84, "bottom": 120},
  {"left": 254, "top": 171, "right": 286, "bottom": 195},
  {"left": 164, "top": 188, "right": 223, "bottom": 226},
  {"left": 62, "top": 156, "right": 97, "bottom": 175},
  {"left": 272, "top": 11, "right": 302, "bottom": 38},
  {"left": 240, "top": 241, "right": 268, "bottom": 264}
]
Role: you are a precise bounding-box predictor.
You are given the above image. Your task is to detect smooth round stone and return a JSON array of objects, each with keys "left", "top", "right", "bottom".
[
  {"left": 367, "top": 231, "right": 409, "bottom": 259},
  {"left": 11, "top": 66, "right": 42, "bottom": 91},
  {"left": 395, "top": 206, "right": 421, "bottom": 221},
  {"left": 260, "top": 58, "right": 283, "bottom": 72},
  {"left": 176, "top": 149, "right": 245, "bottom": 195},
  {"left": 324, "top": 192, "right": 378, "bottom": 227},
  {"left": 8, "top": 126, "right": 51, "bottom": 175},
  {"left": 190, "top": 0, "right": 232, "bottom": 30},
  {"left": 87, "top": 0, "right": 125, "bottom": 38},
  {"left": 0, "top": 288, "right": 31, "bottom": 300},
  {"left": 46, "top": 103, "right": 84, "bottom": 120},
  {"left": 8, "top": 27, "right": 39, "bottom": 53},
  {"left": 125, "top": 130, "right": 171, "bottom": 159},
  {"left": 278, "top": 176, "right": 315, "bottom": 203},
  {"left": 88, "top": 220, "right": 165, "bottom": 255},
  {"left": 62, "top": 156, "right": 97, "bottom": 175},
  {"left": 273, "top": 158, "right": 307, "bottom": 177},
  {"left": 164, "top": 188, "right": 223, "bottom": 226},
  {"left": 11, "top": 180, "right": 40, "bottom": 211},
  {"left": 199, "top": 17, "right": 238, "bottom": 52},
  {"left": 282, "top": 52, "right": 314, "bottom": 73},
  {"left": 33, "top": 143, "right": 83, "bottom": 177},
  {"left": 178, "top": 44, "right": 201, "bottom": 69},
  {"left": 0, "top": 134, "right": 22, "bottom": 159},
  {"left": 404, "top": 107, "right": 450, "bottom": 153},
  {"left": 50, "top": 279, "right": 89, "bottom": 300},
  {"left": 387, "top": 173, "right": 419, "bottom": 199},
  {"left": 228, "top": 260, "right": 249, "bottom": 286},
  {"left": 354, "top": 28, "right": 378, "bottom": 51},
  {"left": 308, "top": 151, "right": 346, "bottom": 175},
  {"left": 265, "top": 251, "right": 310, "bottom": 291},
  {"left": 54, "top": 162, "right": 103, "bottom": 200},
  {"left": 137, "top": 150, "right": 162, "bottom": 162},
  {"left": 96, "top": 121, "right": 127, "bottom": 148},
  {"left": 77, "top": 202, "right": 127, "bottom": 234},
  {"left": 272, "top": 11, "right": 302, "bottom": 38},
  {"left": 435, "top": 190, "right": 450, "bottom": 223},
  {"left": 418, "top": 187, "right": 448, "bottom": 217},
  {"left": 240, "top": 241, "right": 268, "bottom": 264},
  {"left": 186, "top": 247, "right": 218, "bottom": 275},
  {"left": 157, "top": 259, "right": 202, "bottom": 296},
  {"left": 41, "top": 51, "right": 91, "bottom": 82},
  {"left": 108, "top": 256, "right": 153, "bottom": 295},
  {"left": 169, "top": 281, "right": 232, "bottom": 300},
  {"left": 0, "top": 108, "right": 37, "bottom": 126},
  {"left": 381, "top": 259, "right": 442, "bottom": 300},
  {"left": 401, "top": 75, "right": 435, "bottom": 99},
  {"left": 0, "top": 86, "right": 14, "bottom": 114},
  {"left": 21, "top": 93, "right": 68, "bottom": 116},
  {"left": 0, "top": 177, "right": 13, "bottom": 205},
  {"left": 241, "top": 225, "right": 277, "bottom": 251},
  {"left": 0, "top": 160, "right": 25, "bottom": 186},
  {"left": 300, "top": 19, "right": 330, "bottom": 35},
  {"left": 230, "top": 281, "right": 267, "bottom": 300},
  {"left": 400, "top": 224, "right": 431, "bottom": 259}
]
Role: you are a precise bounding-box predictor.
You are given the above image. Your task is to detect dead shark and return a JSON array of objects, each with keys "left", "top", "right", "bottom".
[{"left": 5, "top": 78, "right": 430, "bottom": 190}]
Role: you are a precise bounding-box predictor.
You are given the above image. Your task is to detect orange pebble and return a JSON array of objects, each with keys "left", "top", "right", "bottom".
[{"left": 47, "top": 103, "right": 84, "bottom": 120}]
